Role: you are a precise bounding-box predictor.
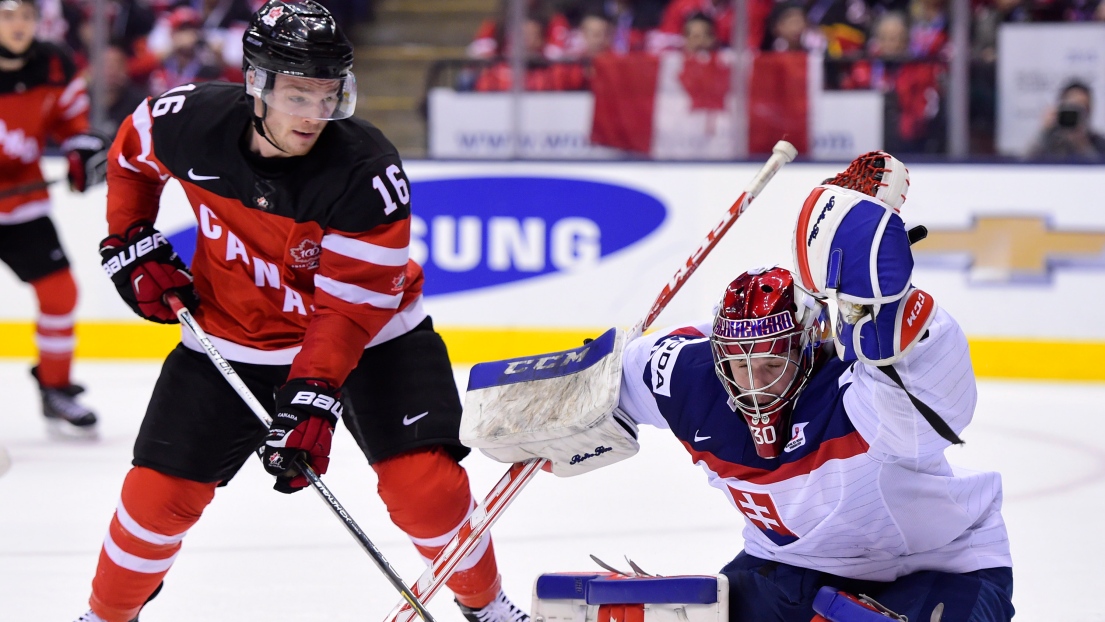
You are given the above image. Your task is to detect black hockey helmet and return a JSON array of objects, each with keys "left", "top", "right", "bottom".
[
  {"left": 242, "top": 0, "right": 357, "bottom": 121},
  {"left": 243, "top": 0, "right": 353, "bottom": 80}
]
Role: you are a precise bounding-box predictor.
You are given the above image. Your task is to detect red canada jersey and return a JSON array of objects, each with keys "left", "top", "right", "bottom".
[
  {"left": 107, "top": 82, "right": 426, "bottom": 385},
  {"left": 0, "top": 42, "right": 89, "bottom": 223}
]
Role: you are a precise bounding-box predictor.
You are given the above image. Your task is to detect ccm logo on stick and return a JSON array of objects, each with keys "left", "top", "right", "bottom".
[{"left": 291, "top": 391, "right": 344, "bottom": 418}]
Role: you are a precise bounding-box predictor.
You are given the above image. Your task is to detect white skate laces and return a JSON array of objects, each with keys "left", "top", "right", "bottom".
[
  {"left": 74, "top": 611, "right": 107, "bottom": 622},
  {"left": 459, "top": 590, "right": 531, "bottom": 622}
]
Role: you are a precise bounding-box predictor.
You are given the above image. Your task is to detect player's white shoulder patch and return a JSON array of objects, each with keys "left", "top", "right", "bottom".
[{"left": 649, "top": 336, "right": 707, "bottom": 398}]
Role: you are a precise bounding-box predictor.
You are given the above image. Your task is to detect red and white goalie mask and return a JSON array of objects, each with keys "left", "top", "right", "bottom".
[{"left": 710, "top": 268, "right": 830, "bottom": 459}]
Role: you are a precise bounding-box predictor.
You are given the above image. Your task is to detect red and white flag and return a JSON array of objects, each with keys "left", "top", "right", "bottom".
[{"left": 590, "top": 51, "right": 809, "bottom": 159}]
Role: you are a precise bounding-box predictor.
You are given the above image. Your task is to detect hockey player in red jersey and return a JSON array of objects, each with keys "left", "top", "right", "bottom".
[
  {"left": 73, "top": 2, "right": 529, "bottom": 621},
  {"left": 0, "top": 0, "right": 107, "bottom": 438}
]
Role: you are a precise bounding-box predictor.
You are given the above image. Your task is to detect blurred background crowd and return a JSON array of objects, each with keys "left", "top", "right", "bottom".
[
  {"left": 31, "top": 0, "right": 371, "bottom": 137},
  {"left": 37, "top": 0, "right": 1105, "bottom": 160}
]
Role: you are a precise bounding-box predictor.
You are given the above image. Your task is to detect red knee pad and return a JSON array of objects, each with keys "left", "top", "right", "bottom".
[
  {"left": 120, "top": 467, "right": 217, "bottom": 534},
  {"left": 373, "top": 447, "right": 472, "bottom": 538},
  {"left": 31, "top": 268, "right": 77, "bottom": 315}
]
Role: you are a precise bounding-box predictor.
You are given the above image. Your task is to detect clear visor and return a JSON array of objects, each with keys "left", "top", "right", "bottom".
[{"left": 247, "top": 67, "right": 358, "bottom": 121}]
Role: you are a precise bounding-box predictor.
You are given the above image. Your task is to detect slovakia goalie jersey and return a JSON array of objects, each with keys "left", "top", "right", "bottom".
[{"left": 617, "top": 308, "right": 1012, "bottom": 580}]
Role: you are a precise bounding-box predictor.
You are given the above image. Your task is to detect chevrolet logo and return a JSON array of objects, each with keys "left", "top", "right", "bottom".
[{"left": 913, "top": 216, "right": 1105, "bottom": 283}]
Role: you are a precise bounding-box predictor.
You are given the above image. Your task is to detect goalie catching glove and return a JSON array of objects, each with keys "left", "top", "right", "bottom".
[
  {"left": 262, "top": 379, "right": 342, "bottom": 494},
  {"left": 100, "top": 223, "right": 199, "bottom": 324},
  {"left": 792, "top": 151, "right": 936, "bottom": 366},
  {"left": 460, "top": 328, "right": 639, "bottom": 477}
]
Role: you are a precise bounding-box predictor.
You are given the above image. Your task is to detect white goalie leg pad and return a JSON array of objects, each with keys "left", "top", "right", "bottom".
[{"left": 461, "top": 328, "right": 638, "bottom": 477}]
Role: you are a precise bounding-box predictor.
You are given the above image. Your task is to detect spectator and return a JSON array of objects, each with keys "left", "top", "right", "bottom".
[
  {"left": 653, "top": 0, "right": 739, "bottom": 50},
  {"left": 683, "top": 10, "right": 717, "bottom": 54},
  {"left": 467, "top": 0, "right": 570, "bottom": 60},
  {"left": 908, "top": 0, "right": 948, "bottom": 57},
  {"left": 550, "top": 11, "right": 614, "bottom": 90},
  {"left": 147, "top": 0, "right": 251, "bottom": 74},
  {"left": 841, "top": 11, "right": 947, "bottom": 153},
  {"left": 71, "top": 1, "right": 161, "bottom": 80},
  {"left": 760, "top": 1, "right": 824, "bottom": 52},
  {"left": 147, "top": 6, "right": 226, "bottom": 96},
  {"left": 972, "top": 0, "right": 1032, "bottom": 64},
  {"left": 88, "top": 41, "right": 150, "bottom": 137},
  {"left": 1027, "top": 80, "right": 1105, "bottom": 160},
  {"left": 869, "top": 9, "right": 909, "bottom": 57},
  {"left": 567, "top": 10, "right": 613, "bottom": 59},
  {"left": 473, "top": 14, "right": 569, "bottom": 91},
  {"left": 574, "top": 0, "right": 666, "bottom": 53}
]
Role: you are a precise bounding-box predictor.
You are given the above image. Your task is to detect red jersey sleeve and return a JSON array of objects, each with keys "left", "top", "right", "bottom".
[
  {"left": 290, "top": 176, "right": 418, "bottom": 386},
  {"left": 106, "top": 99, "right": 167, "bottom": 235}
]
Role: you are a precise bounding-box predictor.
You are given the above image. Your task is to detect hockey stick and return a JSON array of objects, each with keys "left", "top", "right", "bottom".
[
  {"left": 384, "top": 140, "right": 798, "bottom": 622},
  {"left": 165, "top": 294, "right": 437, "bottom": 622},
  {"left": 0, "top": 178, "right": 63, "bottom": 201}
]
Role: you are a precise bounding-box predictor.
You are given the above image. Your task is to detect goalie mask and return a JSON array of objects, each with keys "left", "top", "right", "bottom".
[
  {"left": 711, "top": 268, "right": 830, "bottom": 459},
  {"left": 825, "top": 151, "right": 910, "bottom": 211},
  {"left": 242, "top": 0, "right": 357, "bottom": 121}
]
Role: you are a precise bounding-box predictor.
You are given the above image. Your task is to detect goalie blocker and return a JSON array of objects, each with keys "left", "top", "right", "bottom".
[{"left": 461, "top": 328, "right": 639, "bottom": 477}]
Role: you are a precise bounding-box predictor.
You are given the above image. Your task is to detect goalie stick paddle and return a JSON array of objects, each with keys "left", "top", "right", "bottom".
[
  {"left": 165, "top": 294, "right": 437, "bottom": 622},
  {"left": 384, "top": 140, "right": 798, "bottom": 622}
]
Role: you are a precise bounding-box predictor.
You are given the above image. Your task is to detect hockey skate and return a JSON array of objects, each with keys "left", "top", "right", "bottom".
[
  {"left": 32, "top": 366, "right": 98, "bottom": 439},
  {"left": 73, "top": 582, "right": 162, "bottom": 622},
  {"left": 72, "top": 610, "right": 144, "bottom": 622},
  {"left": 458, "top": 589, "right": 531, "bottom": 622}
]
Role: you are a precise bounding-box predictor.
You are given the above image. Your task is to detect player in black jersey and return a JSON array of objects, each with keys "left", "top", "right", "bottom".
[{"left": 75, "top": 3, "right": 529, "bottom": 621}]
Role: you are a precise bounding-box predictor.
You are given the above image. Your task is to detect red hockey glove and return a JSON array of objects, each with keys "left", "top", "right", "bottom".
[
  {"left": 61, "top": 132, "right": 109, "bottom": 193},
  {"left": 99, "top": 223, "right": 199, "bottom": 324},
  {"left": 263, "top": 379, "right": 343, "bottom": 494}
]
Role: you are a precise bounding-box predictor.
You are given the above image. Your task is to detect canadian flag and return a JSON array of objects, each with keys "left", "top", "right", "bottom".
[{"left": 590, "top": 51, "right": 809, "bottom": 159}]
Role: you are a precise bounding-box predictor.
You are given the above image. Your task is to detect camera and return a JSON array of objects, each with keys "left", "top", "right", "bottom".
[{"left": 1057, "top": 103, "right": 1084, "bottom": 129}]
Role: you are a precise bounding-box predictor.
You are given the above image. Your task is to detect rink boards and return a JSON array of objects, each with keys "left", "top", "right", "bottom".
[{"left": 1, "top": 158, "right": 1103, "bottom": 381}]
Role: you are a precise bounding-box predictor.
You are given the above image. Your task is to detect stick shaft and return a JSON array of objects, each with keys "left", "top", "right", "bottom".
[
  {"left": 0, "top": 179, "right": 57, "bottom": 201},
  {"left": 166, "top": 295, "right": 437, "bottom": 622},
  {"left": 385, "top": 141, "right": 797, "bottom": 622}
]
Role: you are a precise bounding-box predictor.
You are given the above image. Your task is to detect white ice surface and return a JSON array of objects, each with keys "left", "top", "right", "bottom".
[{"left": 1, "top": 361, "right": 1103, "bottom": 621}]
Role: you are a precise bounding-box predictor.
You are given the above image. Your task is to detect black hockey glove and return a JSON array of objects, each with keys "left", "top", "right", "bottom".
[
  {"left": 262, "top": 379, "right": 343, "bottom": 494},
  {"left": 61, "top": 132, "right": 109, "bottom": 192},
  {"left": 99, "top": 223, "right": 199, "bottom": 324}
]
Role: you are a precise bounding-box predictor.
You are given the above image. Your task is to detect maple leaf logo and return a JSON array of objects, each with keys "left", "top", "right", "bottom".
[{"left": 679, "top": 53, "right": 730, "bottom": 112}]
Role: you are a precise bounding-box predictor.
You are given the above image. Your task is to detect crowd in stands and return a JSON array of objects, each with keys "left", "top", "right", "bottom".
[
  {"left": 459, "top": 0, "right": 1105, "bottom": 154},
  {"left": 32, "top": 0, "right": 370, "bottom": 138}
]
